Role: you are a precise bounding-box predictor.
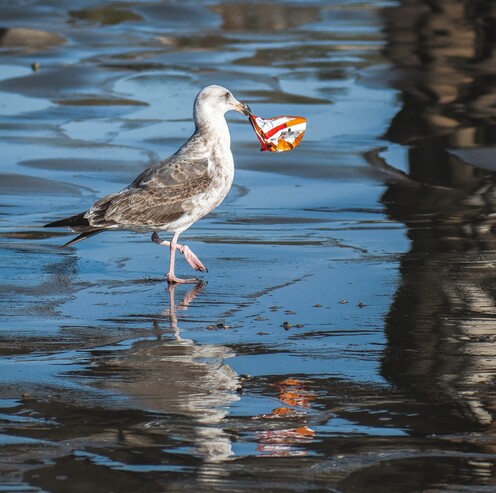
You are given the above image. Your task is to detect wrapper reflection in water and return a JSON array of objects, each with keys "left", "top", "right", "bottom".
[{"left": 249, "top": 114, "right": 306, "bottom": 152}]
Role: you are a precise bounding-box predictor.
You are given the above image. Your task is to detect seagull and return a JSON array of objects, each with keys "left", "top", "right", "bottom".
[{"left": 44, "top": 85, "right": 251, "bottom": 284}]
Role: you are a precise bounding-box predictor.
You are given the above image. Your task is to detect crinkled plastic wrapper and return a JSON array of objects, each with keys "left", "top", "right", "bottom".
[{"left": 249, "top": 114, "right": 306, "bottom": 152}]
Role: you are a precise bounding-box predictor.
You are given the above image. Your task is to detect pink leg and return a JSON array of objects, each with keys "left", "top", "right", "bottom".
[
  {"left": 151, "top": 232, "right": 207, "bottom": 284},
  {"left": 178, "top": 244, "right": 208, "bottom": 272}
]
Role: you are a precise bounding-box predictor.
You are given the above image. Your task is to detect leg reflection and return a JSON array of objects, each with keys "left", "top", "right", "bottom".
[{"left": 165, "top": 281, "right": 207, "bottom": 341}]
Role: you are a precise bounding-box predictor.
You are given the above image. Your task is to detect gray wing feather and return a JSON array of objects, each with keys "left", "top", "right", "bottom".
[{"left": 86, "top": 148, "right": 211, "bottom": 228}]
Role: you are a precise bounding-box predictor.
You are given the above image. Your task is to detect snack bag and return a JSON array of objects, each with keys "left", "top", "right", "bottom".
[{"left": 249, "top": 114, "right": 306, "bottom": 152}]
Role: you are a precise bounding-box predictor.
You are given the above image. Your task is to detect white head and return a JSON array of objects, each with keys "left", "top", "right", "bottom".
[{"left": 193, "top": 85, "right": 251, "bottom": 130}]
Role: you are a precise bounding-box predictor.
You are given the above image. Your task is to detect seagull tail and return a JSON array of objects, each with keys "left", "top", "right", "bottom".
[
  {"left": 61, "top": 230, "right": 103, "bottom": 248},
  {"left": 44, "top": 211, "right": 104, "bottom": 248},
  {"left": 44, "top": 211, "right": 89, "bottom": 229}
]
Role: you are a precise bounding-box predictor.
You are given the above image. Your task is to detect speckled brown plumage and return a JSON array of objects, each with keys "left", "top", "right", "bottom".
[{"left": 89, "top": 170, "right": 211, "bottom": 229}]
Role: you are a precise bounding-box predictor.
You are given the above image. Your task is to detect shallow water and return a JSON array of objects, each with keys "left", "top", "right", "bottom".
[{"left": 1, "top": 0, "right": 496, "bottom": 491}]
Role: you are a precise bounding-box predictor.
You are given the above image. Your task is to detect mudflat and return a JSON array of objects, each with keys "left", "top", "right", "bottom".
[{"left": 1, "top": 1, "right": 496, "bottom": 492}]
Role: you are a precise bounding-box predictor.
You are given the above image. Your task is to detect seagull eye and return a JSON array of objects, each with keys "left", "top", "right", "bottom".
[{"left": 224, "top": 92, "right": 230, "bottom": 100}]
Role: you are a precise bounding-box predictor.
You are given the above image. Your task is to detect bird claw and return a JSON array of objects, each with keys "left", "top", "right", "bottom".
[
  {"left": 166, "top": 273, "right": 203, "bottom": 285},
  {"left": 179, "top": 245, "right": 208, "bottom": 272}
]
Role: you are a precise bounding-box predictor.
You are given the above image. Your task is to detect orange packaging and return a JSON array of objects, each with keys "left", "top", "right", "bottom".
[{"left": 249, "top": 114, "right": 306, "bottom": 152}]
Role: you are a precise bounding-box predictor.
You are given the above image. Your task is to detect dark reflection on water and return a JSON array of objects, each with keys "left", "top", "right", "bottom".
[
  {"left": 379, "top": 0, "right": 496, "bottom": 410},
  {"left": 213, "top": 3, "right": 320, "bottom": 32},
  {"left": 365, "top": 1, "right": 496, "bottom": 489}
]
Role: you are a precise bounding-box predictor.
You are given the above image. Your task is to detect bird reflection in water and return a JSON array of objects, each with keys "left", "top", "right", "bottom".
[
  {"left": 253, "top": 378, "right": 316, "bottom": 456},
  {"left": 93, "top": 282, "right": 240, "bottom": 464}
]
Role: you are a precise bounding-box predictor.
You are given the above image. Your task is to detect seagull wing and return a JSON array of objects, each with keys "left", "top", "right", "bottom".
[{"left": 87, "top": 152, "right": 212, "bottom": 229}]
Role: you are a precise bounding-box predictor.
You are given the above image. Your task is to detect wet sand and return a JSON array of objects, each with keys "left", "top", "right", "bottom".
[{"left": 2, "top": 1, "right": 496, "bottom": 492}]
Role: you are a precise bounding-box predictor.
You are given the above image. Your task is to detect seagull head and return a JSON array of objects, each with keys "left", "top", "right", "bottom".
[{"left": 194, "top": 85, "right": 251, "bottom": 128}]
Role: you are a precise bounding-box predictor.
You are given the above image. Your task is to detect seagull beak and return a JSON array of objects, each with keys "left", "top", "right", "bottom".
[{"left": 233, "top": 100, "right": 252, "bottom": 116}]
